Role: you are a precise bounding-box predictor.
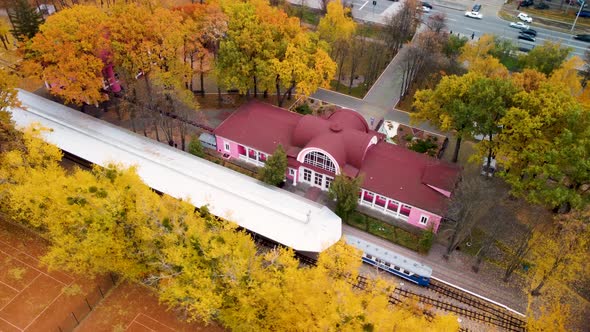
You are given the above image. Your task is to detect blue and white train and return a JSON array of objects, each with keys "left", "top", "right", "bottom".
[{"left": 345, "top": 235, "right": 433, "bottom": 286}]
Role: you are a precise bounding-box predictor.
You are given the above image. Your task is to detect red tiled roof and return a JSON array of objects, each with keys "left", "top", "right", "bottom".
[
  {"left": 213, "top": 101, "right": 302, "bottom": 153},
  {"left": 214, "top": 100, "right": 461, "bottom": 215},
  {"left": 360, "top": 142, "right": 461, "bottom": 215}
]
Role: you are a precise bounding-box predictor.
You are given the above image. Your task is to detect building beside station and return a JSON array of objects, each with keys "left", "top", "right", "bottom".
[{"left": 214, "top": 101, "right": 461, "bottom": 232}]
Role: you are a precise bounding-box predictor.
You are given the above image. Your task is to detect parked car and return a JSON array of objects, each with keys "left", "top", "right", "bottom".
[
  {"left": 521, "top": 28, "right": 538, "bottom": 36},
  {"left": 518, "top": 33, "right": 536, "bottom": 42},
  {"left": 520, "top": 0, "right": 534, "bottom": 7},
  {"left": 465, "top": 11, "right": 483, "bottom": 19},
  {"left": 534, "top": 2, "right": 549, "bottom": 9},
  {"left": 579, "top": 10, "right": 590, "bottom": 17},
  {"left": 472, "top": 3, "right": 482, "bottom": 12},
  {"left": 510, "top": 21, "right": 530, "bottom": 29},
  {"left": 574, "top": 34, "right": 590, "bottom": 42},
  {"left": 422, "top": 2, "right": 433, "bottom": 9},
  {"left": 518, "top": 12, "right": 533, "bottom": 22},
  {"left": 419, "top": 5, "right": 432, "bottom": 12}
]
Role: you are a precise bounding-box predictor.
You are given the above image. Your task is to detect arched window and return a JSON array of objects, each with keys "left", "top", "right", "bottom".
[{"left": 304, "top": 151, "right": 336, "bottom": 173}]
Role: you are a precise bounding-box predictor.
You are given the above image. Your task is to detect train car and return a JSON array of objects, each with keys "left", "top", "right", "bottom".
[
  {"left": 9, "top": 90, "right": 342, "bottom": 255},
  {"left": 345, "top": 235, "right": 432, "bottom": 286}
]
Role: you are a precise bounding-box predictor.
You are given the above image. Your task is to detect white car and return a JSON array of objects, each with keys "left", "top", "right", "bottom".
[
  {"left": 465, "top": 11, "right": 483, "bottom": 19},
  {"left": 517, "top": 12, "right": 533, "bottom": 23},
  {"left": 509, "top": 21, "right": 530, "bottom": 30},
  {"left": 418, "top": 5, "right": 431, "bottom": 12}
]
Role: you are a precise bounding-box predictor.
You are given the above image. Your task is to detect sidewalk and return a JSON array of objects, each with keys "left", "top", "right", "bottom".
[{"left": 343, "top": 223, "right": 528, "bottom": 314}]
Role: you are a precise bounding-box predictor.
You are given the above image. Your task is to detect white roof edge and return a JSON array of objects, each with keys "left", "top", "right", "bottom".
[{"left": 10, "top": 90, "right": 342, "bottom": 252}]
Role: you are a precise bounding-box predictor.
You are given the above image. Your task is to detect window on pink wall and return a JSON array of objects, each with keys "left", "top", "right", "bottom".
[
  {"left": 363, "top": 191, "right": 374, "bottom": 203},
  {"left": 375, "top": 195, "right": 386, "bottom": 208},
  {"left": 259, "top": 152, "right": 267, "bottom": 162},
  {"left": 249, "top": 150, "right": 256, "bottom": 158},
  {"left": 387, "top": 200, "right": 398, "bottom": 213},
  {"left": 400, "top": 204, "right": 411, "bottom": 217},
  {"left": 238, "top": 145, "right": 246, "bottom": 156}
]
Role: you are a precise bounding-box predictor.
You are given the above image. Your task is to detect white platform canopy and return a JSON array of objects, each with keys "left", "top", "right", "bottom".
[{"left": 9, "top": 90, "right": 342, "bottom": 253}]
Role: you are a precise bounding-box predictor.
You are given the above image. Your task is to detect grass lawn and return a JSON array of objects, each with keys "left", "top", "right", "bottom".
[
  {"left": 329, "top": 80, "right": 368, "bottom": 99},
  {"left": 346, "top": 211, "right": 432, "bottom": 253}
]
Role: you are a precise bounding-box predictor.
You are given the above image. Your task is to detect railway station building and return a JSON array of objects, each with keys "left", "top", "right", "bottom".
[{"left": 214, "top": 101, "right": 461, "bottom": 232}]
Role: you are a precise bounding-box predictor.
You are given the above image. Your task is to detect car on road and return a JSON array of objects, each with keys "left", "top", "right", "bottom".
[
  {"left": 472, "top": 3, "right": 482, "bottom": 12},
  {"left": 419, "top": 5, "right": 431, "bottom": 12},
  {"left": 518, "top": 12, "right": 533, "bottom": 22},
  {"left": 465, "top": 11, "right": 483, "bottom": 19},
  {"left": 521, "top": 28, "right": 538, "bottom": 36},
  {"left": 579, "top": 10, "right": 590, "bottom": 17},
  {"left": 421, "top": 2, "right": 433, "bottom": 9},
  {"left": 520, "top": 0, "right": 534, "bottom": 7},
  {"left": 518, "top": 33, "right": 536, "bottom": 42},
  {"left": 574, "top": 34, "right": 590, "bottom": 42},
  {"left": 510, "top": 21, "right": 530, "bottom": 29}
]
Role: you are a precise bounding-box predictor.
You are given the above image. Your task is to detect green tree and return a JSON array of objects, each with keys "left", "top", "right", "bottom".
[
  {"left": 258, "top": 144, "right": 287, "bottom": 186},
  {"left": 518, "top": 41, "right": 572, "bottom": 76},
  {"left": 412, "top": 72, "right": 479, "bottom": 162},
  {"left": 7, "top": 0, "right": 44, "bottom": 42},
  {"left": 328, "top": 173, "right": 363, "bottom": 220},
  {"left": 187, "top": 135, "right": 205, "bottom": 157},
  {"left": 496, "top": 78, "right": 590, "bottom": 210},
  {"left": 468, "top": 76, "right": 516, "bottom": 175}
]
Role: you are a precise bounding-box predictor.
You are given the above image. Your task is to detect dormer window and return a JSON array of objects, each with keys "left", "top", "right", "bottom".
[{"left": 303, "top": 151, "right": 336, "bottom": 173}]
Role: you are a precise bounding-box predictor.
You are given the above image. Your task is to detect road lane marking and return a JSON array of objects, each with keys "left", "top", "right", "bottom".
[{"left": 359, "top": 1, "right": 369, "bottom": 10}]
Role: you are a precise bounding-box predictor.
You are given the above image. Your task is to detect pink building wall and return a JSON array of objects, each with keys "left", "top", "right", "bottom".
[
  {"left": 215, "top": 136, "right": 240, "bottom": 157},
  {"left": 215, "top": 135, "right": 443, "bottom": 232},
  {"left": 407, "top": 207, "right": 442, "bottom": 232}
]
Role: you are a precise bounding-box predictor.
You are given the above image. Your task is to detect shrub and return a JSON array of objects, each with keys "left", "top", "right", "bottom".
[
  {"left": 418, "top": 228, "right": 434, "bottom": 253},
  {"left": 403, "top": 134, "right": 413, "bottom": 141},
  {"left": 408, "top": 138, "right": 437, "bottom": 154},
  {"left": 188, "top": 135, "right": 205, "bottom": 157},
  {"left": 295, "top": 103, "right": 312, "bottom": 115}
]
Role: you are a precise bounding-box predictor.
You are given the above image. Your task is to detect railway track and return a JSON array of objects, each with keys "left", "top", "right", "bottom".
[
  {"left": 428, "top": 278, "right": 526, "bottom": 331},
  {"left": 61, "top": 153, "right": 525, "bottom": 331},
  {"left": 351, "top": 275, "right": 526, "bottom": 332}
]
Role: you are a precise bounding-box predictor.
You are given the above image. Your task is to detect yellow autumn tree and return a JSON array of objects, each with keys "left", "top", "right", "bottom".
[
  {"left": 527, "top": 210, "right": 589, "bottom": 296},
  {"left": 23, "top": 5, "right": 109, "bottom": 105},
  {"left": 0, "top": 68, "right": 22, "bottom": 153},
  {"left": 1, "top": 123, "right": 460, "bottom": 331}
]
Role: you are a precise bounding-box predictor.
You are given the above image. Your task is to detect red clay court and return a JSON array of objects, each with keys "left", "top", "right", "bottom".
[{"left": 0, "top": 221, "right": 223, "bottom": 332}]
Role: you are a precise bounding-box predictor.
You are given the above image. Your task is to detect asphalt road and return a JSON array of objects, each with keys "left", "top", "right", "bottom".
[{"left": 429, "top": 4, "right": 590, "bottom": 58}]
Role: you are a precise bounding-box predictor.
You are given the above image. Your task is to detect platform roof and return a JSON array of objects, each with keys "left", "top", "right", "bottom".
[{"left": 9, "top": 90, "right": 342, "bottom": 253}]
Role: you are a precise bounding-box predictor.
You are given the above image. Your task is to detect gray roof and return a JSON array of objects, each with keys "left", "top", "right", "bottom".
[
  {"left": 345, "top": 235, "right": 432, "bottom": 277},
  {"left": 10, "top": 90, "right": 342, "bottom": 253}
]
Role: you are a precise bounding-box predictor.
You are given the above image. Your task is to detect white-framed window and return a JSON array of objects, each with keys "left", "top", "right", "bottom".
[
  {"left": 224, "top": 141, "right": 230, "bottom": 152},
  {"left": 324, "top": 176, "right": 333, "bottom": 189},
  {"left": 289, "top": 168, "right": 295, "bottom": 176},
  {"left": 303, "top": 169, "right": 312, "bottom": 182},
  {"left": 419, "top": 215, "right": 429, "bottom": 225},
  {"left": 303, "top": 151, "right": 336, "bottom": 173},
  {"left": 314, "top": 173, "right": 323, "bottom": 186}
]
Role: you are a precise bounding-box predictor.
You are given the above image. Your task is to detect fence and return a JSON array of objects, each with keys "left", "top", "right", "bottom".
[{"left": 55, "top": 273, "right": 119, "bottom": 332}]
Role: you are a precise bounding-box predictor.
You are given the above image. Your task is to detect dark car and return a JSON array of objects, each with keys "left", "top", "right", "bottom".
[
  {"left": 518, "top": 34, "right": 536, "bottom": 42},
  {"left": 421, "top": 2, "right": 433, "bottom": 9},
  {"left": 579, "top": 10, "right": 590, "bottom": 17},
  {"left": 521, "top": 28, "right": 538, "bottom": 36},
  {"left": 534, "top": 2, "right": 549, "bottom": 9},
  {"left": 520, "top": 0, "right": 534, "bottom": 7},
  {"left": 472, "top": 3, "right": 482, "bottom": 11},
  {"left": 574, "top": 34, "right": 590, "bottom": 42}
]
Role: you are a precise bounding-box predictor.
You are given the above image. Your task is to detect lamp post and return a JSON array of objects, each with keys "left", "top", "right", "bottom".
[{"left": 572, "top": 0, "right": 585, "bottom": 32}]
